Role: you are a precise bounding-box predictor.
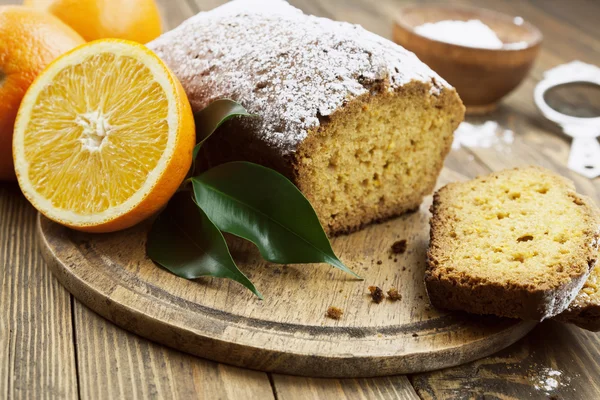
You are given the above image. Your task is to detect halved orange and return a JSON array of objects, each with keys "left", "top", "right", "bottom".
[{"left": 13, "top": 39, "right": 195, "bottom": 232}]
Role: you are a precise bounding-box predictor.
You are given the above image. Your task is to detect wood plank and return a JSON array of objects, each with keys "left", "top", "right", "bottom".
[
  {"left": 73, "top": 300, "right": 274, "bottom": 400},
  {"left": 411, "top": 321, "right": 600, "bottom": 399},
  {"left": 533, "top": 0, "right": 600, "bottom": 40},
  {"left": 189, "top": 0, "right": 227, "bottom": 12},
  {"left": 0, "top": 183, "right": 78, "bottom": 400},
  {"left": 272, "top": 375, "right": 419, "bottom": 400},
  {"left": 156, "top": 0, "right": 197, "bottom": 29},
  {"left": 65, "top": 1, "right": 272, "bottom": 399}
]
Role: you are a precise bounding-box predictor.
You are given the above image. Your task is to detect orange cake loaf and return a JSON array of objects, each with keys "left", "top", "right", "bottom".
[{"left": 148, "top": 0, "right": 464, "bottom": 234}]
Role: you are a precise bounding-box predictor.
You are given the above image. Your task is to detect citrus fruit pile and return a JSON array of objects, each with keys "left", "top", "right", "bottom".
[
  {"left": 0, "top": 1, "right": 193, "bottom": 232},
  {"left": 13, "top": 39, "right": 195, "bottom": 232}
]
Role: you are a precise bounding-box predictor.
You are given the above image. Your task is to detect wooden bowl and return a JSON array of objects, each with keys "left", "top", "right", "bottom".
[{"left": 393, "top": 5, "right": 542, "bottom": 114}]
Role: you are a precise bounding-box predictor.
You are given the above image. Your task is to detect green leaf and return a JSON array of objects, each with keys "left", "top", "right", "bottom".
[
  {"left": 147, "top": 191, "right": 263, "bottom": 299},
  {"left": 192, "top": 99, "right": 254, "bottom": 162},
  {"left": 191, "top": 162, "right": 360, "bottom": 278}
]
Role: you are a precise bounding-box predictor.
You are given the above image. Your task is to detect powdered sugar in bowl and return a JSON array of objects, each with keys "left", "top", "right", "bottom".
[{"left": 393, "top": 5, "right": 542, "bottom": 114}]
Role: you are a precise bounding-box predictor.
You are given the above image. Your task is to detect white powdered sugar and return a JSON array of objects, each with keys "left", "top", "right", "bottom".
[
  {"left": 148, "top": 0, "right": 450, "bottom": 156},
  {"left": 452, "top": 121, "right": 514, "bottom": 152},
  {"left": 415, "top": 19, "right": 527, "bottom": 50},
  {"left": 416, "top": 19, "right": 503, "bottom": 49},
  {"left": 532, "top": 368, "right": 568, "bottom": 393}
]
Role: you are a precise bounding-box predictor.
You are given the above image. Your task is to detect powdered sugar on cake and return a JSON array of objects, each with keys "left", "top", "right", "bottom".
[{"left": 148, "top": 0, "right": 450, "bottom": 156}]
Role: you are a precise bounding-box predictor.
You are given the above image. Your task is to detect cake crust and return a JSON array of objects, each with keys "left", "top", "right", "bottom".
[
  {"left": 555, "top": 202, "right": 600, "bottom": 330},
  {"left": 555, "top": 255, "right": 600, "bottom": 331},
  {"left": 426, "top": 166, "right": 600, "bottom": 321}
]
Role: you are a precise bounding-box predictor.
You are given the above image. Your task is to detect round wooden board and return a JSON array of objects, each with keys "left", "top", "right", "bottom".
[{"left": 38, "top": 168, "right": 536, "bottom": 378}]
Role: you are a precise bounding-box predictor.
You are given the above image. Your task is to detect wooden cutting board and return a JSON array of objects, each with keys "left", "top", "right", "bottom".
[{"left": 37, "top": 167, "right": 536, "bottom": 378}]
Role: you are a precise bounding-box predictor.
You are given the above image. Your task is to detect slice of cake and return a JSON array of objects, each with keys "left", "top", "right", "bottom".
[
  {"left": 148, "top": 0, "right": 464, "bottom": 235},
  {"left": 426, "top": 166, "right": 600, "bottom": 320},
  {"left": 555, "top": 260, "right": 600, "bottom": 331}
]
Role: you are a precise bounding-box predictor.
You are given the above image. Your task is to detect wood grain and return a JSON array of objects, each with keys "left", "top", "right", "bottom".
[
  {"left": 73, "top": 300, "right": 274, "bottom": 400},
  {"left": 156, "top": 0, "right": 196, "bottom": 29},
  {"left": 272, "top": 375, "right": 419, "bottom": 400},
  {"left": 0, "top": 184, "right": 78, "bottom": 400},
  {"left": 0, "top": 3, "right": 80, "bottom": 400},
  {"left": 411, "top": 320, "right": 600, "bottom": 399}
]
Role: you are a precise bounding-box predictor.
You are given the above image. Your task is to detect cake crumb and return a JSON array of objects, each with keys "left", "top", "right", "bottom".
[
  {"left": 387, "top": 288, "right": 402, "bottom": 301},
  {"left": 368, "top": 286, "right": 385, "bottom": 303},
  {"left": 391, "top": 239, "right": 407, "bottom": 254},
  {"left": 326, "top": 306, "right": 343, "bottom": 320}
]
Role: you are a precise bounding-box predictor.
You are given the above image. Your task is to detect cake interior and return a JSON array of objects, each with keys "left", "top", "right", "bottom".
[
  {"left": 432, "top": 167, "right": 595, "bottom": 289},
  {"left": 295, "top": 82, "right": 462, "bottom": 234}
]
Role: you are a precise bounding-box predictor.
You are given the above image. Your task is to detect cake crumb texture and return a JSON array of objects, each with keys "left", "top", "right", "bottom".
[
  {"left": 387, "top": 288, "right": 402, "bottom": 301},
  {"left": 392, "top": 239, "right": 408, "bottom": 254},
  {"left": 426, "top": 166, "right": 600, "bottom": 320},
  {"left": 326, "top": 306, "right": 343, "bottom": 320},
  {"left": 368, "top": 286, "right": 385, "bottom": 304}
]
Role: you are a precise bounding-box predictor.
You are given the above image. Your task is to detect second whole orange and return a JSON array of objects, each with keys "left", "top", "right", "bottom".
[
  {"left": 24, "top": 0, "right": 162, "bottom": 43},
  {"left": 0, "top": 6, "right": 85, "bottom": 181}
]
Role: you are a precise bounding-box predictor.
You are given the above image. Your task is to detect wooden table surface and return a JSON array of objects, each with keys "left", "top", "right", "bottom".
[{"left": 2, "top": 0, "right": 600, "bottom": 399}]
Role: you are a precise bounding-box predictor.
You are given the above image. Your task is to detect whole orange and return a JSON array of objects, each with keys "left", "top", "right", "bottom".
[
  {"left": 24, "top": 0, "right": 162, "bottom": 43},
  {"left": 0, "top": 6, "right": 85, "bottom": 181}
]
